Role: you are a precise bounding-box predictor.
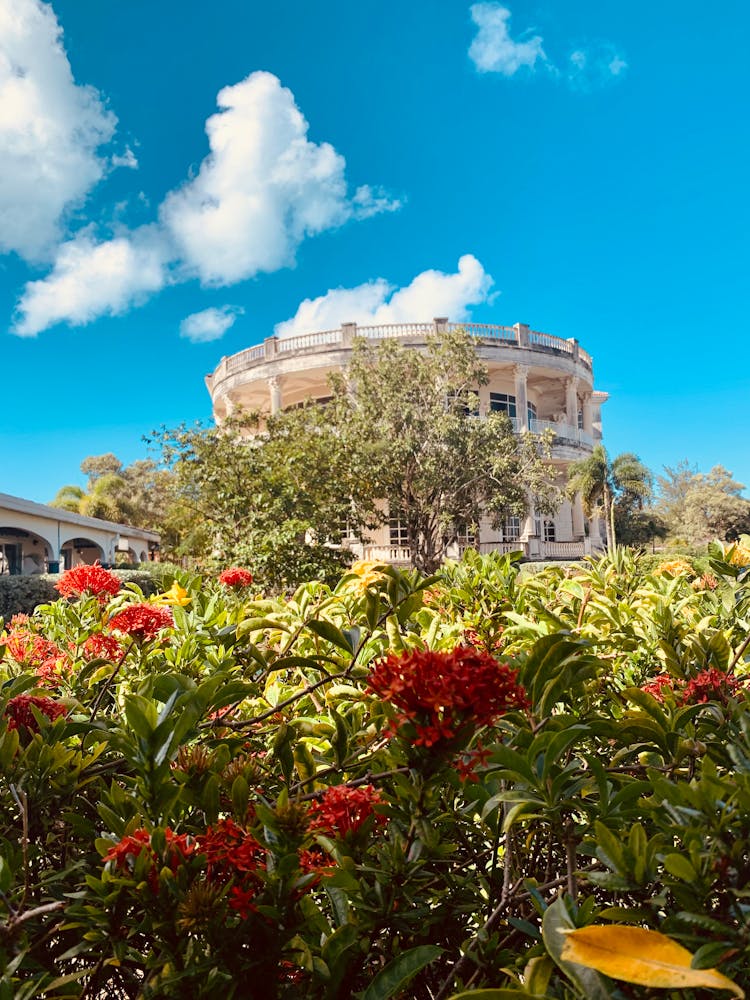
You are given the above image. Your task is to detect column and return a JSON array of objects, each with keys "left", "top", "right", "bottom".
[
  {"left": 268, "top": 376, "right": 282, "bottom": 415},
  {"left": 514, "top": 364, "right": 529, "bottom": 430},
  {"left": 581, "top": 391, "right": 594, "bottom": 435},
  {"left": 565, "top": 376, "right": 579, "bottom": 427},
  {"left": 571, "top": 492, "right": 586, "bottom": 539}
]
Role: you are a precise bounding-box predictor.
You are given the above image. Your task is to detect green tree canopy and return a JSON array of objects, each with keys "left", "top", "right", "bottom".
[
  {"left": 331, "top": 329, "right": 560, "bottom": 573},
  {"left": 657, "top": 462, "right": 750, "bottom": 545}
]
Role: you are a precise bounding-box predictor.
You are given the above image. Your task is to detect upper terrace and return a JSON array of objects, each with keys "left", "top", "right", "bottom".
[{"left": 207, "top": 320, "right": 593, "bottom": 399}]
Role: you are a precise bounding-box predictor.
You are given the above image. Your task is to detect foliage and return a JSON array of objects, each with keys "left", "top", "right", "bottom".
[
  {"left": 0, "top": 569, "right": 160, "bottom": 618},
  {"left": 151, "top": 408, "right": 372, "bottom": 590},
  {"left": 330, "top": 330, "right": 560, "bottom": 574},
  {"left": 566, "top": 445, "right": 652, "bottom": 549},
  {"left": 657, "top": 461, "right": 750, "bottom": 546},
  {"left": 2, "top": 545, "right": 750, "bottom": 997}
]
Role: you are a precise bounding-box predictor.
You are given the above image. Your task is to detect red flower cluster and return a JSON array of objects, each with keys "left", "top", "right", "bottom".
[
  {"left": 367, "top": 647, "right": 528, "bottom": 746},
  {"left": 4, "top": 695, "right": 68, "bottom": 732},
  {"left": 4, "top": 614, "right": 68, "bottom": 686},
  {"left": 103, "top": 828, "right": 196, "bottom": 892},
  {"left": 109, "top": 604, "right": 173, "bottom": 641},
  {"left": 83, "top": 632, "right": 125, "bottom": 662},
  {"left": 309, "top": 784, "right": 383, "bottom": 838},
  {"left": 641, "top": 673, "right": 675, "bottom": 702},
  {"left": 219, "top": 567, "right": 254, "bottom": 588},
  {"left": 56, "top": 562, "right": 121, "bottom": 601},
  {"left": 199, "top": 819, "right": 266, "bottom": 917},
  {"left": 681, "top": 668, "right": 740, "bottom": 706}
]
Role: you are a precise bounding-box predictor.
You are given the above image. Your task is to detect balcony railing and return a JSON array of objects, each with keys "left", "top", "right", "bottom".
[
  {"left": 210, "top": 321, "right": 594, "bottom": 386},
  {"left": 529, "top": 419, "right": 594, "bottom": 448}
]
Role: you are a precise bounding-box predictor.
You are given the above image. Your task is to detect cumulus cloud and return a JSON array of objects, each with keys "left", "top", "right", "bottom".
[
  {"left": 0, "top": 0, "right": 116, "bottom": 261},
  {"left": 180, "top": 305, "right": 243, "bottom": 343},
  {"left": 12, "top": 228, "right": 166, "bottom": 336},
  {"left": 11, "top": 69, "right": 400, "bottom": 335},
  {"left": 468, "top": 3, "right": 546, "bottom": 76},
  {"left": 161, "top": 71, "right": 400, "bottom": 286},
  {"left": 275, "top": 255, "right": 494, "bottom": 339}
]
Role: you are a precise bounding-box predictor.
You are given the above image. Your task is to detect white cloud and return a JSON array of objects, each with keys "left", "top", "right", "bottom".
[
  {"left": 0, "top": 0, "right": 116, "bottom": 261},
  {"left": 180, "top": 305, "right": 243, "bottom": 343},
  {"left": 567, "top": 44, "right": 629, "bottom": 90},
  {"left": 468, "top": 3, "right": 546, "bottom": 76},
  {"left": 12, "top": 228, "right": 166, "bottom": 336},
  {"left": 111, "top": 146, "right": 138, "bottom": 170},
  {"left": 161, "top": 71, "right": 400, "bottom": 286},
  {"left": 275, "top": 255, "right": 494, "bottom": 339},
  {"left": 11, "top": 69, "right": 399, "bottom": 336}
]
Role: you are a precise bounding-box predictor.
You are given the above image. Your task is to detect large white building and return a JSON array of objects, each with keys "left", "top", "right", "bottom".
[{"left": 205, "top": 319, "right": 608, "bottom": 562}]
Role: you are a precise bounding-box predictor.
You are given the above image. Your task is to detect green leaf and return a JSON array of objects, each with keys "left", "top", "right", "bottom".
[
  {"left": 307, "top": 618, "right": 354, "bottom": 653},
  {"left": 360, "top": 945, "right": 443, "bottom": 1000}
]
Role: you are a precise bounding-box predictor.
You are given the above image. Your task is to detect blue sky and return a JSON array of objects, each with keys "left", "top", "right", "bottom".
[{"left": 1, "top": 0, "right": 748, "bottom": 503}]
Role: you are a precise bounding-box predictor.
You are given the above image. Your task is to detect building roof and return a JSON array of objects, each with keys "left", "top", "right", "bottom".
[{"left": 0, "top": 492, "right": 160, "bottom": 541}]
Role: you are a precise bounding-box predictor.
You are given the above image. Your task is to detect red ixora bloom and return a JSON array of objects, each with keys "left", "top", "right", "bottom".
[
  {"left": 4, "top": 695, "right": 68, "bottom": 733},
  {"left": 641, "top": 673, "right": 675, "bottom": 703},
  {"left": 219, "top": 568, "right": 254, "bottom": 588},
  {"left": 680, "top": 668, "right": 740, "bottom": 706},
  {"left": 109, "top": 603, "right": 173, "bottom": 641},
  {"left": 56, "top": 562, "right": 121, "bottom": 601},
  {"left": 367, "top": 646, "right": 528, "bottom": 747},
  {"left": 309, "top": 784, "right": 384, "bottom": 838},
  {"left": 103, "top": 828, "right": 196, "bottom": 892},
  {"left": 83, "top": 632, "right": 125, "bottom": 662}
]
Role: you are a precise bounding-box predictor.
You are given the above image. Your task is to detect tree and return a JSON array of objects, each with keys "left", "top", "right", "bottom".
[
  {"left": 567, "top": 445, "right": 652, "bottom": 549},
  {"left": 151, "top": 407, "right": 375, "bottom": 589},
  {"left": 658, "top": 463, "right": 750, "bottom": 545},
  {"left": 330, "top": 329, "right": 560, "bottom": 573}
]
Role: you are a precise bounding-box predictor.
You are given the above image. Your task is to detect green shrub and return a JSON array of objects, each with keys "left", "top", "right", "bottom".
[{"left": 1, "top": 547, "right": 750, "bottom": 998}]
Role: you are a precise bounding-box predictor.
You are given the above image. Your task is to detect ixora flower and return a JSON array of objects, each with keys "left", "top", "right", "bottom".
[
  {"left": 641, "top": 673, "right": 675, "bottom": 702},
  {"left": 109, "top": 603, "right": 173, "bottom": 641},
  {"left": 152, "top": 582, "right": 192, "bottom": 607},
  {"left": 367, "top": 646, "right": 528, "bottom": 747},
  {"left": 727, "top": 543, "right": 750, "bottom": 568},
  {"left": 347, "top": 559, "right": 388, "bottom": 593},
  {"left": 654, "top": 558, "right": 694, "bottom": 578},
  {"left": 219, "top": 567, "right": 254, "bottom": 588},
  {"left": 82, "top": 632, "right": 125, "bottom": 662},
  {"left": 56, "top": 562, "right": 121, "bottom": 601},
  {"left": 309, "top": 784, "right": 384, "bottom": 838},
  {"left": 680, "top": 668, "right": 740, "bottom": 706},
  {"left": 3, "top": 695, "right": 68, "bottom": 733}
]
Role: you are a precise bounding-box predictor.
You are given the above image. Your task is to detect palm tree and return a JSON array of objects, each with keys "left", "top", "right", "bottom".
[{"left": 566, "top": 445, "right": 652, "bottom": 549}]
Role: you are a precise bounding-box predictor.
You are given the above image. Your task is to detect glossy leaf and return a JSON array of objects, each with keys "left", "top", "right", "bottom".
[{"left": 561, "top": 925, "right": 744, "bottom": 996}]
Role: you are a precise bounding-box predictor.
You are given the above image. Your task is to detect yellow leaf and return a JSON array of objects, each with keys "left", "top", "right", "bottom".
[{"left": 560, "top": 926, "right": 744, "bottom": 997}]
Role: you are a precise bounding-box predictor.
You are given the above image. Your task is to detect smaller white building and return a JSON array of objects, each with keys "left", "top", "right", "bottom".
[{"left": 0, "top": 493, "right": 160, "bottom": 575}]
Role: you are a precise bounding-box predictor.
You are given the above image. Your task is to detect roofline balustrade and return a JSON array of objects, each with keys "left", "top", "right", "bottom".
[{"left": 208, "top": 320, "right": 593, "bottom": 390}]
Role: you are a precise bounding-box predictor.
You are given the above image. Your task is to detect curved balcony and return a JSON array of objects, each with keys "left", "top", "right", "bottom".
[{"left": 206, "top": 320, "right": 594, "bottom": 397}]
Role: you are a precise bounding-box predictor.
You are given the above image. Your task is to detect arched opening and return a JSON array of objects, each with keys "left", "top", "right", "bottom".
[
  {"left": 61, "top": 537, "right": 105, "bottom": 570},
  {"left": 0, "top": 527, "right": 54, "bottom": 575}
]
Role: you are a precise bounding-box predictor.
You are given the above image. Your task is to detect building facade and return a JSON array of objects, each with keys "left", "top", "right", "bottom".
[
  {"left": 0, "top": 493, "right": 160, "bottom": 575},
  {"left": 205, "top": 319, "right": 608, "bottom": 562}
]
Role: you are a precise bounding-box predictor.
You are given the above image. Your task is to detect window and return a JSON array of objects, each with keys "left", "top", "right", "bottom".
[
  {"left": 457, "top": 524, "right": 479, "bottom": 547},
  {"left": 527, "top": 401, "right": 538, "bottom": 428},
  {"left": 543, "top": 520, "right": 556, "bottom": 542},
  {"left": 449, "top": 389, "right": 480, "bottom": 416},
  {"left": 577, "top": 408, "right": 584, "bottom": 430},
  {"left": 503, "top": 516, "right": 521, "bottom": 541},
  {"left": 490, "top": 392, "right": 516, "bottom": 418},
  {"left": 389, "top": 514, "right": 408, "bottom": 547}
]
